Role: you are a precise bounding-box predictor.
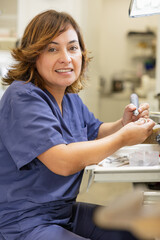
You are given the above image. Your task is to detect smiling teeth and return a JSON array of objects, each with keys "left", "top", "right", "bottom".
[{"left": 56, "top": 69, "right": 72, "bottom": 73}]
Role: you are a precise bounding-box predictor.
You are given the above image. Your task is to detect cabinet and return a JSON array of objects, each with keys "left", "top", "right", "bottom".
[{"left": 127, "top": 30, "right": 156, "bottom": 78}]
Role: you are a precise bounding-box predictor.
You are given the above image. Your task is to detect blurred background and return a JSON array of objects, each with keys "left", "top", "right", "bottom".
[{"left": 1, "top": 0, "right": 160, "bottom": 122}]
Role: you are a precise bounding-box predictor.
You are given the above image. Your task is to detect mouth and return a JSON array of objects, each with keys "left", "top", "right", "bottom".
[{"left": 55, "top": 68, "right": 73, "bottom": 73}]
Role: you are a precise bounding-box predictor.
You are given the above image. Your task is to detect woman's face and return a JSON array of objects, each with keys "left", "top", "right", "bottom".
[{"left": 36, "top": 25, "right": 82, "bottom": 93}]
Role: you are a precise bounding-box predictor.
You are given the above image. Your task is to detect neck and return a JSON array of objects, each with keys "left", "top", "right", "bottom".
[{"left": 45, "top": 86, "right": 65, "bottom": 114}]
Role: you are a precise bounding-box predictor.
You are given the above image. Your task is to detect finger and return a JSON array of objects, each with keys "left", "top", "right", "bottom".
[
  {"left": 126, "top": 104, "right": 137, "bottom": 112},
  {"left": 139, "top": 102, "right": 149, "bottom": 109},
  {"left": 138, "top": 110, "right": 149, "bottom": 118},
  {"left": 135, "top": 118, "right": 155, "bottom": 128},
  {"left": 139, "top": 103, "right": 150, "bottom": 113},
  {"left": 135, "top": 118, "right": 147, "bottom": 125},
  {"left": 145, "top": 119, "right": 156, "bottom": 129},
  {"left": 132, "top": 115, "right": 139, "bottom": 122},
  {"left": 134, "top": 118, "right": 148, "bottom": 125}
]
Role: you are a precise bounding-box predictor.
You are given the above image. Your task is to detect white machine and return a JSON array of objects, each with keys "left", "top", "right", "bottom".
[{"left": 129, "top": 0, "right": 160, "bottom": 17}]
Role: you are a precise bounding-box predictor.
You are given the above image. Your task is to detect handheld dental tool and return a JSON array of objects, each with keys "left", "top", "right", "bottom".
[{"left": 130, "top": 93, "right": 139, "bottom": 116}]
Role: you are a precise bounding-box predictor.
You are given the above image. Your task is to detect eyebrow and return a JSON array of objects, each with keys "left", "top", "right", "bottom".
[{"left": 49, "top": 40, "right": 79, "bottom": 45}]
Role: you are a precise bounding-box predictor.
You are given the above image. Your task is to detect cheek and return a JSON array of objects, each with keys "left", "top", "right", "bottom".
[
  {"left": 36, "top": 57, "right": 51, "bottom": 75},
  {"left": 76, "top": 55, "right": 82, "bottom": 74},
  {"left": 36, "top": 57, "right": 44, "bottom": 73}
]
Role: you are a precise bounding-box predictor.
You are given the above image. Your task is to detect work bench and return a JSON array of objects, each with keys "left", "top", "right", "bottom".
[{"left": 85, "top": 144, "right": 160, "bottom": 205}]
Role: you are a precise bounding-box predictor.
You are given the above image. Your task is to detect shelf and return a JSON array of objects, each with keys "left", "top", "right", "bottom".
[
  {"left": 132, "top": 55, "right": 156, "bottom": 60},
  {"left": 127, "top": 31, "right": 156, "bottom": 38}
]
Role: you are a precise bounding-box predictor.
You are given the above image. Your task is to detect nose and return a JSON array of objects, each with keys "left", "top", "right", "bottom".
[{"left": 58, "top": 50, "right": 71, "bottom": 64}]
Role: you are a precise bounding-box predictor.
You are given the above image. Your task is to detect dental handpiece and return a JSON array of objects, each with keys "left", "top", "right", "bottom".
[{"left": 130, "top": 93, "right": 139, "bottom": 116}]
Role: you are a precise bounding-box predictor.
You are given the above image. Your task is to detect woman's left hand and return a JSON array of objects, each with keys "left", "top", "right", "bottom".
[{"left": 122, "top": 102, "right": 150, "bottom": 126}]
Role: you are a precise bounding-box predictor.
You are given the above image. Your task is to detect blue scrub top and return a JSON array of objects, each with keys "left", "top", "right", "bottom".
[{"left": 0, "top": 81, "right": 102, "bottom": 236}]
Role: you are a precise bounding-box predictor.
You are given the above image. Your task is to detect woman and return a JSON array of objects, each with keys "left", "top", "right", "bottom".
[{"left": 0, "top": 10, "right": 155, "bottom": 240}]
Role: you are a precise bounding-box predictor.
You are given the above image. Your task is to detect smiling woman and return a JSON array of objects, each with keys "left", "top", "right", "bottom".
[
  {"left": 0, "top": 9, "right": 154, "bottom": 240},
  {"left": 2, "top": 10, "right": 89, "bottom": 93},
  {"left": 36, "top": 26, "right": 82, "bottom": 101}
]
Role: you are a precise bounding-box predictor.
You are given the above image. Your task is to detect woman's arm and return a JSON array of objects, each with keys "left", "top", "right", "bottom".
[
  {"left": 97, "top": 119, "right": 123, "bottom": 139},
  {"left": 38, "top": 119, "right": 155, "bottom": 176}
]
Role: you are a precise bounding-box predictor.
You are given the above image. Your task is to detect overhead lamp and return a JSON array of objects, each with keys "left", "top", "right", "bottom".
[{"left": 129, "top": 0, "right": 160, "bottom": 17}]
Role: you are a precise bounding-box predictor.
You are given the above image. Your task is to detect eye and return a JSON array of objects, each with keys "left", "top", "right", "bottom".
[
  {"left": 48, "top": 47, "right": 57, "bottom": 52},
  {"left": 70, "top": 45, "right": 79, "bottom": 51}
]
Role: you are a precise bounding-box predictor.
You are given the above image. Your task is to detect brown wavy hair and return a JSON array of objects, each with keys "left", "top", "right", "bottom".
[{"left": 2, "top": 10, "right": 91, "bottom": 93}]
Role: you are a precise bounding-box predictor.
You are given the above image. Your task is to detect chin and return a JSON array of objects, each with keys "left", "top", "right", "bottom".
[{"left": 66, "top": 79, "right": 76, "bottom": 87}]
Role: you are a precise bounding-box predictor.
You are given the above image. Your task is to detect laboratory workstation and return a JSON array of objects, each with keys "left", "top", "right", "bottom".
[{"left": 1, "top": 0, "right": 160, "bottom": 240}]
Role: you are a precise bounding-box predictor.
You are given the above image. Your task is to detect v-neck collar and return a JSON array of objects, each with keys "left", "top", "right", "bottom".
[
  {"left": 44, "top": 89, "right": 72, "bottom": 137},
  {"left": 44, "top": 89, "right": 66, "bottom": 118}
]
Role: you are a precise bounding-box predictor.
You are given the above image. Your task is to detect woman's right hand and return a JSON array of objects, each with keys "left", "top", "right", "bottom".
[{"left": 119, "top": 118, "right": 155, "bottom": 146}]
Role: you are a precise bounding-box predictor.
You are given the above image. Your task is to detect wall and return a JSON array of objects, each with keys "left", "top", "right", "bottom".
[
  {"left": 17, "top": 0, "right": 83, "bottom": 38},
  {"left": 99, "top": 0, "right": 160, "bottom": 93},
  {"left": 78, "top": 0, "right": 103, "bottom": 117}
]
